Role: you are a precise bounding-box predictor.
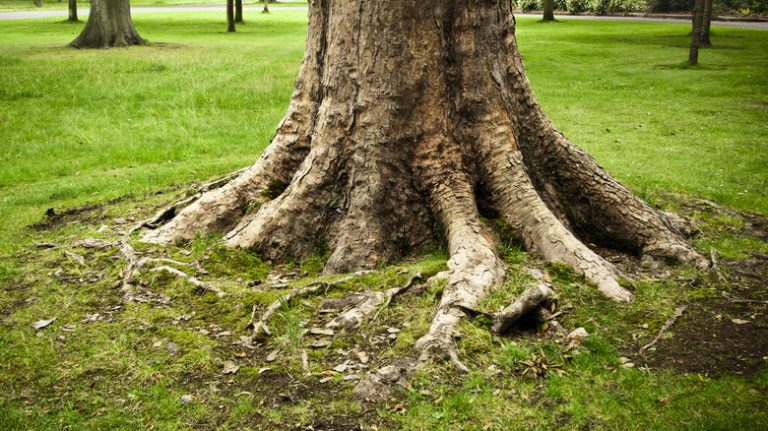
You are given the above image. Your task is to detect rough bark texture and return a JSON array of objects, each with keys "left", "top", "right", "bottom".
[
  {"left": 70, "top": 0, "right": 144, "bottom": 49},
  {"left": 701, "top": 0, "right": 713, "bottom": 47},
  {"left": 142, "top": 0, "right": 705, "bottom": 364},
  {"left": 690, "top": 0, "right": 705, "bottom": 65},
  {"left": 68, "top": 0, "right": 79, "bottom": 23},
  {"left": 227, "top": 0, "right": 236, "bottom": 32}
]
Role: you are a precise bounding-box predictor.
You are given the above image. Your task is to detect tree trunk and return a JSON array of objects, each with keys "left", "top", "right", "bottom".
[
  {"left": 69, "top": 0, "right": 144, "bottom": 48},
  {"left": 235, "top": 0, "right": 243, "bottom": 23},
  {"left": 226, "top": 0, "right": 236, "bottom": 32},
  {"left": 68, "top": 0, "right": 78, "bottom": 22},
  {"left": 263, "top": 0, "right": 269, "bottom": 13},
  {"left": 690, "top": 0, "right": 705, "bottom": 65},
  {"left": 542, "top": 0, "right": 555, "bottom": 21},
  {"left": 700, "top": 0, "right": 712, "bottom": 47},
  {"left": 142, "top": 0, "right": 705, "bottom": 367}
]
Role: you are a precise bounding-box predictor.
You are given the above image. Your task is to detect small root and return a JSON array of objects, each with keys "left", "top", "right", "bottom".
[
  {"left": 252, "top": 270, "right": 372, "bottom": 338},
  {"left": 710, "top": 248, "right": 729, "bottom": 284},
  {"left": 639, "top": 305, "right": 687, "bottom": 353},
  {"left": 325, "top": 273, "right": 422, "bottom": 330},
  {"left": 491, "top": 269, "right": 552, "bottom": 335},
  {"left": 150, "top": 265, "right": 226, "bottom": 298}
]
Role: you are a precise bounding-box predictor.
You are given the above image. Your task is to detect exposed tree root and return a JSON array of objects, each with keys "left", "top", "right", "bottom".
[
  {"left": 150, "top": 266, "right": 226, "bottom": 298},
  {"left": 413, "top": 178, "right": 507, "bottom": 372},
  {"left": 491, "top": 269, "right": 552, "bottom": 335},
  {"left": 325, "top": 272, "right": 423, "bottom": 330},
  {"left": 251, "top": 270, "right": 372, "bottom": 338},
  {"left": 129, "top": 168, "right": 247, "bottom": 235}
]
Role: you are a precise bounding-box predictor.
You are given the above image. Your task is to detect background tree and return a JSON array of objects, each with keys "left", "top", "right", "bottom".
[
  {"left": 227, "top": 0, "right": 236, "bottom": 32},
  {"left": 700, "top": 0, "right": 713, "bottom": 46},
  {"left": 263, "top": 0, "right": 269, "bottom": 13},
  {"left": 142, "top": 0, "right": 705, "bottom": 372},
  {"left": 70, "top": 0, "right": 145, "bottom": 48},
  {"left": 690, "top": 0, "right": 705, "bottom": 64},
  {"left": 542, "top": 0, "right": 555, "bottom": 21},
  {"left": 68, "top": 0, "right": 78, "bottom": 23},
  {"left": 235, "top": 0, "right": 244, "bottom": 24}
]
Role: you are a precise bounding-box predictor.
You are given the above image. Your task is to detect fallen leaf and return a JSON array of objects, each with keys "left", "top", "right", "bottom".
[
  {"left": 266, "top": 349, "right": 279, "bottom": 362},
  {"left": 258, "top": 367, "right": 271, "bottom": 374},
  {"left": 33, "top": 318, "right": 56, "bottom": 330},
  {"left": 222, "top": 361, "right": 240, "bottom": 375},
  {"left": 731, "top": 318, "right": 749, "bottom": 325}
]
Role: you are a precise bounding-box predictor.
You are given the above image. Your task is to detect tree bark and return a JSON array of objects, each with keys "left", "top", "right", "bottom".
[
  {"left": 690, "top": 0, "right": 705, "bottom": 65},
  {"left": 235, "top": 0, "right": 243, "bottom": 23},
  {"left": 226, "top": 0, "right": 236, "bottom": 32},
  {"left": 68, "top": 0, "right": 78, "bottom": 22},
  {"left": 263, "top": 0, "right": 269, "bottom": 13},
  {"left": 142, "top": 0, "right": 705, "bottom": 366},
  {"left": 700, "top": 0, "right": 712, "bottom": 47},
  {"left": 69, "top": 0, "right": 144, "bottom": 48},
  {"left": 542, "top": 0, "right": 555, "bottom": 21}
]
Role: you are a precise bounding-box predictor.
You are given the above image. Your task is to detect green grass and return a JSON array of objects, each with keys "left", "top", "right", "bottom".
[{"left": 0, "top": 13, "right": 767, "bottom": 431}]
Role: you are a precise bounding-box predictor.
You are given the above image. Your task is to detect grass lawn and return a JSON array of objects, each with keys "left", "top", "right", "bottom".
[{"left": 0, "top": 11, "right": 767, "bottom": 431}]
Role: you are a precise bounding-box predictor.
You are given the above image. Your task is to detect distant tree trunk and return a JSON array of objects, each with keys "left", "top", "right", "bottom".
[
  {"left": 700, "top": 0, "right": 712, "bottom": 47},
  {"left": 263, "top": 0, "right": 269, "bottom": 13},
  {"left": 689, "top": 0, "right": 705, "bottom": 65},
  {"left": 235, "top": 0, "right": 243, "bottom": 23},
  {"left": 33, "top": 0, "right": 42, "bottom": 7},
  {"left": 69, "top": 0, "right": 145, "bottom": 48},
  {"left": 68, "top": 0, "right": 78, "bottom": 22},
  {"left": 542, "top": 0, "right": 555, "bottom": 21},
  {"left": 227, "top": 0, "right": 236, "bottom": 32}
]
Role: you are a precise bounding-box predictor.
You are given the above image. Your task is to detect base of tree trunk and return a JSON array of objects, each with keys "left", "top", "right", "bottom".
[
  {"left": 69, "top": 0, "right": 145, "bottom": 49},
  {"left": 138, "top": 0, "right": 707, "bottom": 378}
]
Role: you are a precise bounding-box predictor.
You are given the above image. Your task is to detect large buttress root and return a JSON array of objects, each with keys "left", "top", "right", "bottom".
[
  {"left": 414, "top": 170, "right": 507, "bottom": 371},
  {"left": 141, "top": 0, "right": 329, "bottom": 245}
]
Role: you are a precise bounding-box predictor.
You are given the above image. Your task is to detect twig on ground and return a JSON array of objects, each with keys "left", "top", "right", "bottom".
[{"left": 640, "top": 305, "right": 688, "bottom": 353}]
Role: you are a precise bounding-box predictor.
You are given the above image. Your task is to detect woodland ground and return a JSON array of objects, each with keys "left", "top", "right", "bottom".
[{"left": 1, "top": 11, "right": 767, "bottom": 431}]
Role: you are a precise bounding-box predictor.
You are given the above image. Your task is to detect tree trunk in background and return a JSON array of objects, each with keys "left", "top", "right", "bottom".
[
  {"left": 542, "top": 0, "right": 555, "bottom": 21},
  {"left": 143, "top": 0, "right": 705, "bottom": 370},
  {"left": 69, "top": 0, "right": 145, "bottom": 48},
  {"left": 263, "top": 0, "right": 269, "bottom": 13},
  {"left": 690, "top": 0, "right": 705, "bottom": 65},
  {"left": 700, "top": 0, "right": 712, "bottom": 47},
  {"left": 68, "top": 0, "right": 78, "bottom": 22},
  {"left": 227, "top": 0, "right": 236, "bottom": 32},
  {"left": 235, "top": 0, "right": 243, "bottom": 23}
]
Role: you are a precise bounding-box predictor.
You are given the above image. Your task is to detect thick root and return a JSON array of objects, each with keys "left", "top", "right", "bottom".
[
  {"left": 491, "top": 269, "right": 552, "bottom": 334},
  {"left": 413, "top": 177, "right": 507, "bottom": 371}
]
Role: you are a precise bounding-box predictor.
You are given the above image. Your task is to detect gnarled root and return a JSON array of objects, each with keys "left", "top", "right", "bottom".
[
  {"left": 325, "top": 273, "right": 423, "bottom": 330},
  {"left": 491, "top": 268, "right": 552, "bottom": 334},
  {"left": 413, "top": 177, "right": 507, "bottom": 372}
]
